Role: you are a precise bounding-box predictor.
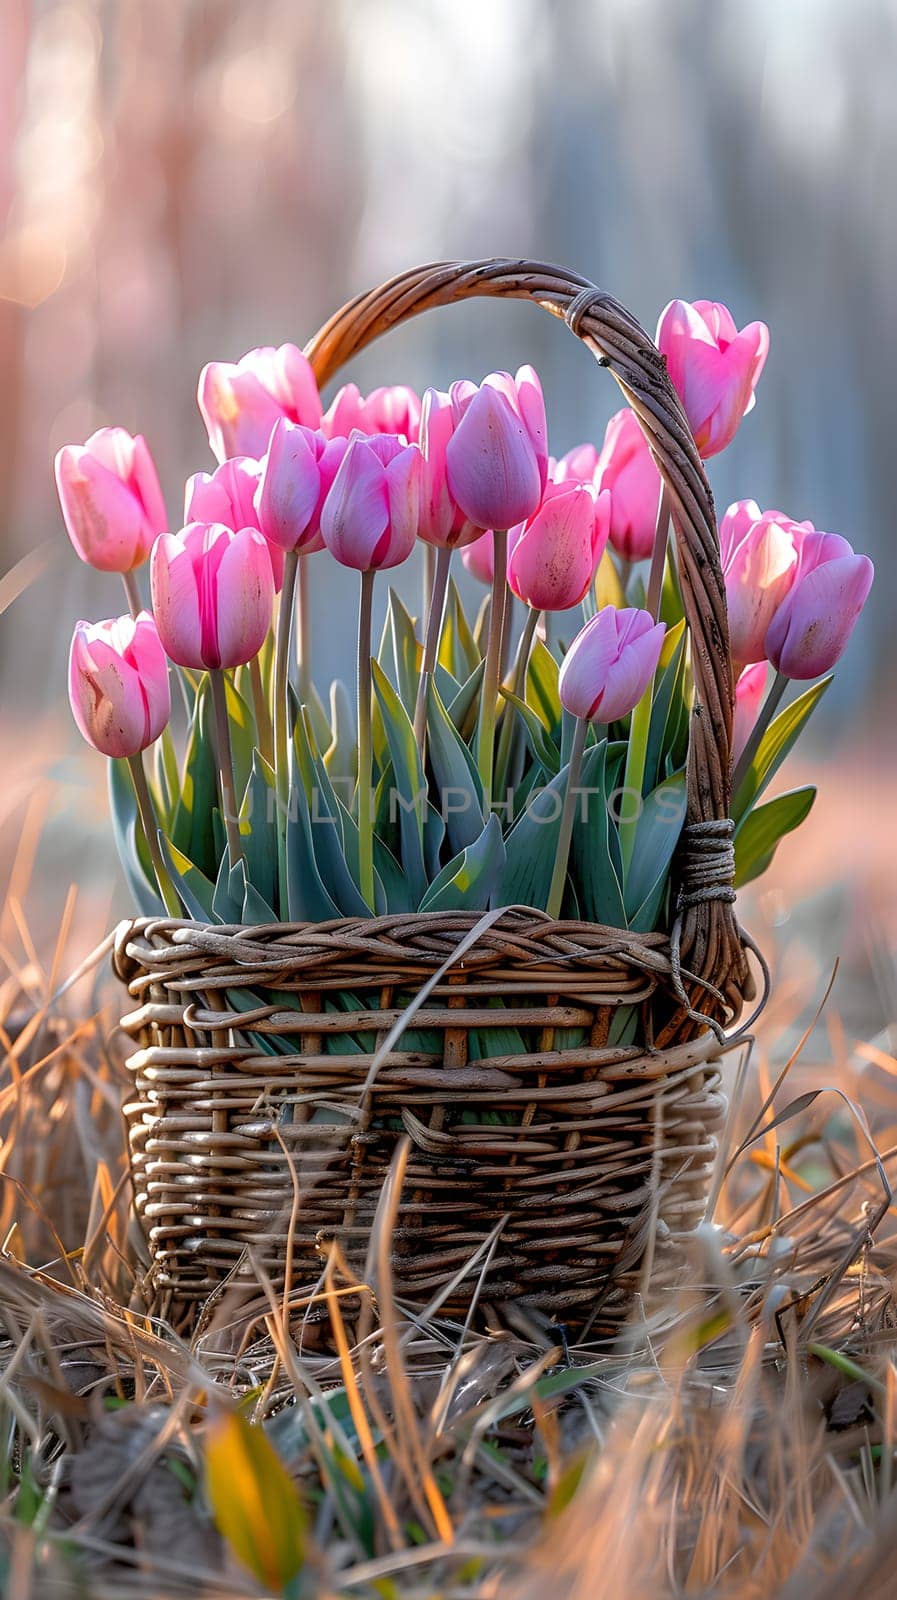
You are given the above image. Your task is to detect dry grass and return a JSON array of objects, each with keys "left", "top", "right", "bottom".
[{"left": 2, "top": 785, "right": 897, "bottom": 1599}]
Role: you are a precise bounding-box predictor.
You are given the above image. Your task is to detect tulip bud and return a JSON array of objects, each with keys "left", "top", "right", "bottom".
[
  {"left": 185, "top": 455, "right": 286, "bottom": 592},
  {"left": 255, "top": 420, "right": 348, "bottom": 555},
  {"left": 721, "top": 501, "right": 802, "bottom": 666},
  {"left": 593, "top": 410, "right": 662, "bottom": 563},
  {"left": 320, "top": 432, "right": 421, "bottom": 572},
  {"left": 559, "top": 606, "right": 666, "bottom": 724},
  {"left": 197, "top": 344, "right": 322, "bottom": 464},
  {"left": 322, "top": 383, "right": 421, "bottom": 444},
  {"left": 507, "top": 481, "right": 611, "bottom": 612},
  {"left": 151, "top": 521, "right": 275, "bottom": 670},
  {"left": 55, "top": 428, "right": 166, "bottom": 573},
  {"left": 731, "top": 662, "right": 768, "bottom": 767},
  {"left": 445, "top": 366, "right": 547, "bottom": 531},
  {"left": 68, "top": 611, "right": 170, "bottom": 758},
  {"left": 552, "top": 442, "right": 600, "bottom": 486},
  {"left": 656, "top": 299, "right": 769, "bottom": 458},
  {"left": 418, "top": 388, "right": 488, "bottom": 549},
  {"left": 765, "top": 530, "right": 874, "bottom": 679}
]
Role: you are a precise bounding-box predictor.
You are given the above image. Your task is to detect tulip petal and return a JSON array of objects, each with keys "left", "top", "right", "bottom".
[
  {"left": 151, "top": 533, "right": 204, "bottom": 668},
  {"left": 446, "top": 387, "right": 542, "bottom": 530},
  {"left": 213, "top": 529, "right": 276, "bottom": 668}
]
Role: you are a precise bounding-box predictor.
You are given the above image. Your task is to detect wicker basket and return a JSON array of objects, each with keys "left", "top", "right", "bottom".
[{"left": 114, "top": 259, "right": 757, "bottom": 1335}]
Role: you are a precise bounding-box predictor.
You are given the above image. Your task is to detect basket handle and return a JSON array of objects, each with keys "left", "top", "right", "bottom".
[{"left": 304, "top": 258, "right": 750, "bottom": 1016}]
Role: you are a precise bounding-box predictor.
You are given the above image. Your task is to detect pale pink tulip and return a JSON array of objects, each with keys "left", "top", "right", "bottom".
[
  {"left": 55, "top": 428, "right": 166, "bottom": 572},
  {"left": 765, "top": 530, "right": 874, "bottom": 679},
  {"left": 656, "top": 299, "right": 769, "bottom": 458},
  {"left": 320, "top": 433, "right": 421, "bottom": 572},
  {"left": 559, "top": 606, "right": 666, "bottom": 724},
  {"left": 68, "top": 611, "right": 170, "bottom": 758},
  {"left": 185, "top": 456, "right": 285, "bottom": 591},
  {"left": 322, "top": 383, "right": 421, "bottom": 444},
  {"left": 551, "top": 442, "right": 600, "bottom": 486},
  {"left": 445, "top": 366, "right": 547, "bottom": 531},
  {"left": 197, "top": 344, "right": 322, "bottom": 463},
  {"left": 151, "top": 522, "right": 275, "bottom": 669},
  {"left": 721, "top": 500, "right": 802, "bottom": 666},
  {"left": 254, "top": 421, "right": 347, "bottom": 555},
  {"left": 418, "top": 387, "right": 488, "bottom": 550},
  {"left": 731, "top": 662, "right": 768, "bottom": 767},
  {"left": 507, "top": 481, "right": 611, "bottom": 612},
  {"left": 593, "top": 410, "right": 662, "bottom": 563},
  {"left": 460, "top": 529, "right": 496, "bottom": 585}
]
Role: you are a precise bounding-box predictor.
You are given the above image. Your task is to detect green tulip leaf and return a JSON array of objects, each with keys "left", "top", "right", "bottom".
[
  {"left": 108, "top": 760, "right": 165, "bottom": 916},
  {"left": 734, "top": 785, "right": 817, "bottom": 886},
  {"left": 731, "top": 676, "right": 831, "bottom": 822},
  {"left": 425, "top": 676, "right": 484, "bottom": 852},
  {"left": 419, "top": 813, "right": 506, "bottom": 913},
  {"left": 371, "top": 659, "right": 428, "bottom": 905}
]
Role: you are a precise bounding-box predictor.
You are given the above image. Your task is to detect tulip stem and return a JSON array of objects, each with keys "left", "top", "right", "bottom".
[
  {"left": 413, "top": 545, "right": 451, "bottom": 749},
  {"left": 274, "top": 550, "right": 299, "bottom": 911},
  {"left": 618, "top": 675, "right": 656, "bottom": 875},
  {"left": 126, "top": 753, "right": 181, "bottom": 917},
  {"left": 249, "top": 654, "right": 274, "bottom": 767},
  {"left": 546, "top": 716, "right": 587, "bottom": 921},
  {"left": 494, "top": 605, "right": 540, "bottom": 800},
  {"left": 296, "top": 553, "right": 311, "bottom": 708},
  {"left": 356, "top": 568, "right": 376, "bottom": 912},
  {"left": 121, "top": 569, "right": 142, "bottom": 620},
  {"left": 476, "top": 528, "right": 508, "bottom": 811},
  {"left": 645, "top": 484, "right": 671, "bottom": 621},
  {"left": 422, "top": 541, "right": 436, "bottom": 620},
  {"left": 210, "top": 669, "right": 244, "bottom": 869},
  {"left": 730, "top": 668, "right": 789, "bottom": 800}
]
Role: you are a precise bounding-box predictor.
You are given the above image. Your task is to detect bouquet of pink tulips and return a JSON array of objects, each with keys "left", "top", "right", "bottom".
[{"left": 59, "top": 298, "right": 873, "bottom": 931}]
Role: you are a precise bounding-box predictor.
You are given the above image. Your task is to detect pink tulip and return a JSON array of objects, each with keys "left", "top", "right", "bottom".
[
  {"left": 320, "top": 432, "right": 421, "bottom": 572},
  {"left": 151, "top": 521, "right": 275, "bottom": 670},
  {"left": 184, "top": 455, "right": 285, "bottom": 592},
  {"left": 68, "top": 611, "right": 170, "bottom": 758},
  {"left": 731, "top": 662, "right": 768, "bottom": 767},
  {"left": 765, "top": 530, "right": 874, "bottom": 679},
  {"left": 460, "top": 529, "right": 496, "bottom": 586},
  {"left": 593, "top": 410, "right": 662, "bottom": 563},
  {"left": 559, "top": 606, "right": 666, "bottom": 724},
  {"left": 322, "top": 383, "right": 421, "bottom": 444},
  {"left": 507, "top": 481, "right": 611, "bottom": 612},
  {"left": 417, "top": 388, "right": 488, "bottom": 550},
  {"left": 721, "top": 500, "right": 802, "bottom": 666},
  {"left": 551, "top": 442, "right": 600, "bottom": 486},
  {"left": 254, "top": 420, "right": 348, "bottom": 556},
  {"left": 656, "top": 299, "right": 769, "bottom": 458},
  {"left": 55, "top": 428, "right": 167, "bottom": 572},
  {"left": 445, "top": 366, "right": 547, "bottom": 531},
  {"left": 197, "top": 344, "right": 322, "bottom": 464}
]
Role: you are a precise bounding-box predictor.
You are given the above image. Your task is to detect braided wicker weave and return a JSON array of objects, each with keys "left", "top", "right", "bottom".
[{"left": 115, "top": 259, "right": 757, "bottom": 1334}]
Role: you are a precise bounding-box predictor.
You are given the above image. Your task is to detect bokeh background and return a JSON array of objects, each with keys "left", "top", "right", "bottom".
[{"left": 0, "top": 0, "right": 894, "bottom": 1034}]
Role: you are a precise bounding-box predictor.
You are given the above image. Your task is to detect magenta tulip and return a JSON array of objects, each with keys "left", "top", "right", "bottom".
[
  {"left": 255, "top": 420, "right": 348, "bottom": 555},
  {"left": 721, "top": 500, "right": 802, "bottom": 666},
  {"left": 656, "top": 299, "right": 769, "bottom": 458},
  {"left": 197, "top": 344, "right": 322, "bottom": 464},
  {"left": 507, "top": 481, "right": 611, "bottom": 612},
  {"left": 731, "top": 662, "right": 768, "bottom": 767},
  {"left": 68, "top": 611, "right": 170, "bottom": 758},
  {"left": 322, "top": 383, "right": 421, "bottom": 444},
  {"left": 765, "top": 530, "right": 874, "bottom": 679},
  {"left": 593, "top": 410, "right": 662, "bottom": 563},
  {"left": 55, "top": 428, "right": 166, "bottom": 573},
  {"left": 151, "top": 521, "right": 275, "bottom": 670},
  {"left": 445, "top": 366, "right": 547, "bottom": 531},
  {"left": 320, "top": 432, "right": 420, "bottom": 572},
  {"left": 559, "top": 606, "right": 666, "bottom": 724},
  {"left": 417, "top": 388, "right": 488, "bottom": 550}
]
